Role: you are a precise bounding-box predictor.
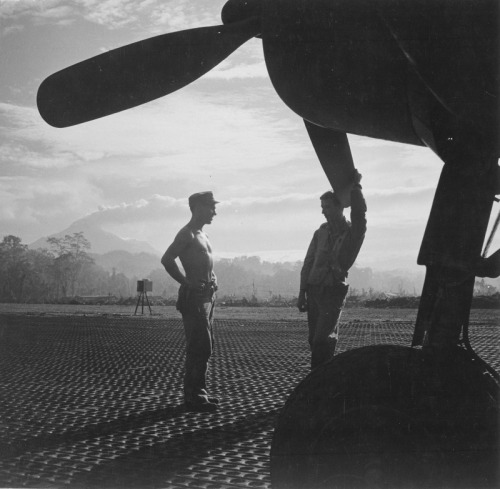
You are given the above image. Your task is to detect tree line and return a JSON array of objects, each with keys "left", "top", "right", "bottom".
[
  {"left": 0, "top": 233, "right": 136, "bottom": 303},
  {"left": 0, "top": 233, "right": 302, "bottom": 303},
  {"left": 1, "top": 233, "right": 497, "bottom": 305}
]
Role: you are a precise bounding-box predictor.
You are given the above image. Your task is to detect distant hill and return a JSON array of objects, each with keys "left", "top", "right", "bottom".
[
  {"left": 25, "top": 217, "right": 499, "bottom": 296},
  {"left": 29, "top": 217, "right": 160, "bottom": 255},
  {"left": 92, "top": 250, "right": 161, "bottom": 278}
]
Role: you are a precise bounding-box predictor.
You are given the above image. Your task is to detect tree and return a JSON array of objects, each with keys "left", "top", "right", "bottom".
[
  {"left": 24, "top": 248, "right": 55, "bottom": 302},
  {"left": 47, "top": 232, "right": 94, "bottom": 297},
  {"left": 0, "top": 235, "right": 30, "bottom": 301}
]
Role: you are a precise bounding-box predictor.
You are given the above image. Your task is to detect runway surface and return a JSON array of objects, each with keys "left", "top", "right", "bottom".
[{"left": 0, "top": 310, "right": 498, "bottom": 488}]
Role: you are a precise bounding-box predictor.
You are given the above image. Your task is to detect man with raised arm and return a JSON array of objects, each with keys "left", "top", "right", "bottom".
[
  {"left": 297, "top": 170, "right": 367, "bottom": 369},
  {"left": 161, "top": 191, "right": 219, "bottom": 412}
]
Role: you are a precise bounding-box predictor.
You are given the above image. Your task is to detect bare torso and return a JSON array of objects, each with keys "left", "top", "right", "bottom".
[
  {"left": 162, "top": 223, "right": 216, "bottom": 290},
  {"left": 178, "top": 226, "right": 215, "bottom": 284}
]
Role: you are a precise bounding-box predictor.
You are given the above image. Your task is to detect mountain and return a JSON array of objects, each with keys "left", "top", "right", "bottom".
[
  {"left": 92, "top": 250, "right": 162, "bottom": 278},
  {"left": 29, "top": 217, "right": 160, "bottom": 255}
]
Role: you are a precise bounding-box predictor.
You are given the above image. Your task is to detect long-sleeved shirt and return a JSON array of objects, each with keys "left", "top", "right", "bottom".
[{"left": 300, "top": 186, "right": 367, "bottom": 289}]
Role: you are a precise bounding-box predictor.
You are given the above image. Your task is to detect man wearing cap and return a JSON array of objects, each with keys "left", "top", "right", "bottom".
[
  {"left": 297, "top": 170, "right": 367, "bottom": 369},
  {"left": 161, "top": 191, "right": 220, "bottom": 412}
]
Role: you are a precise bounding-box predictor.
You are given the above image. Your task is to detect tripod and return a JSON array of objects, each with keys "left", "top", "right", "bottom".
[{"left": 134, "top": 290, "right": 152, "bottom": 315}]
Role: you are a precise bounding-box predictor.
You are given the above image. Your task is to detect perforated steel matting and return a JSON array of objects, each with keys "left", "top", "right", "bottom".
[{"left": 0, "top": 314, "right": 498, "bottom": 488}]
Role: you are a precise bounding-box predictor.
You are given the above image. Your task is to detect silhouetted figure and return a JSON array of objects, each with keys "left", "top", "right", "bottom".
[
  {"left": 161, "top": 192, "right": 219, "bottom": 412},
  {"left": 298, "top": 171, "right": 367, "bottom": 369}
]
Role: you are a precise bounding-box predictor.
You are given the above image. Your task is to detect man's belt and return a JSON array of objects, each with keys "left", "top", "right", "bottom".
[{"left": 200, "top": 280, "right": 218, "bottom": 293}]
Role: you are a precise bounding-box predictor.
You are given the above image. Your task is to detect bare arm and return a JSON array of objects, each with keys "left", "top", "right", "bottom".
[{"left": 161, "top": 229, "right": 192, "bottom": 287}]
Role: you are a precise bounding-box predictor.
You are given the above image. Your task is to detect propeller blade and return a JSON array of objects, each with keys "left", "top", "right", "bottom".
[
  {"left": 37, "top": 17, "right": 261, "bottom": 128},
  {"left": 304, "top": 120, "right": 355, "bottom": 207}
]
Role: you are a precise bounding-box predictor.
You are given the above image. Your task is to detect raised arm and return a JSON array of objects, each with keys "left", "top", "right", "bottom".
[
  {"left": 339, "top": 171, "right": 367, "bottom": 272},
  {"left": 349, "top": 174, "right": 367, "bottom": 239}
]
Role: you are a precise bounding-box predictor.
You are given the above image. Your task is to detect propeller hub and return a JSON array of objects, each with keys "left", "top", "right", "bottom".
[{"left": 221, "top": 0, "right": 262, "bottom": 24}]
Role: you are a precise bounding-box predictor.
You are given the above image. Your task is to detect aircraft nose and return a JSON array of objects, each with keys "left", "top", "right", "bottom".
[{"left": 221, "top": 0, "right": 262, "bottom": 25}]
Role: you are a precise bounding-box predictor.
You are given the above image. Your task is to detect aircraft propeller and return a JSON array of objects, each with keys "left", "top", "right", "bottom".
[
  {"left": 36, "top": 1, "right": 358, "bottom": 202},
  {"left": 37, "top": 16, "right": 261, "bottom": 128},
  {"left": 304, "top": 121, "right": 356, "bottom": 207}
]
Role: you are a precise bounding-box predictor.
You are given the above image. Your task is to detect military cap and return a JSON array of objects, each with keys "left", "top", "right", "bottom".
[{"left": 188, "top": 191, "right": 219, "bottom": 208}]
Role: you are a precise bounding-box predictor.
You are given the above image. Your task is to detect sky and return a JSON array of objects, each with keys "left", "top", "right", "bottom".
[{"left": 1, "top": 0, "right": 499, "bottom": 272}]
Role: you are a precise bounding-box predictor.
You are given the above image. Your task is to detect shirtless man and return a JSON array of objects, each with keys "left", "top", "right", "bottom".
[{"left": 161, "top": 191, "right": 219, "bottom": 412}]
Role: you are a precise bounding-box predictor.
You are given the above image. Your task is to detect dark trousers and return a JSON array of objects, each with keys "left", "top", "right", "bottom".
[
  {"left": 177, "top": 287, "right": 215, "bottom": 403},
  {"left": 307, "top": 284, "right": 348, "bottom": 369}
]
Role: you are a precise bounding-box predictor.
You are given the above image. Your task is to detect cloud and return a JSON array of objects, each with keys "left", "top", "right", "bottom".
[
  {"left": 0, "top": 142, "right": 79, "bottom": 169},
  {"left": 1, "top": 79, "right": 311, "bottom": 176},
  {"left": 76, "top": 188, "right": 429, "bottom": 272},
  {"left": 204, "top": 40, "right": 268, "bottom": 80},
  {"left": 62, "top": 190, "right": 320, "bottom": 247},
  {"left": 0, "top": 0, "right": 454, "bottom": 272},
  {"left": 0, "top": 0, "right": 79, "bottom": 25},
  {"left": 92, "top": 194, "right": 183, "bottom": 221},
  {"left": 0, "top": 0, "right": 221, "bottom": 31},
  {"left": 148, "top": 0, "right": 218, "bottom": 31},
  {"left": 350, "top": 135, "right": 420, "bottom": 150},
  {"left": 2, "top": 23, "right": 24, "bottom": 36},
  {"left": 1, "top": 90, "right": 440, "bottom": 261},
  {"left": 0, "top": 175, "right": 97, "bottom": 226},
  {"left": 366, "top": 185, "right": 436, "bottom": 197},
  {"left": 0, "top": 103, "right": 88, "bottom": 169},
  {"left": 206, "top": 60, "right": 268, "bottom": 80},
  {"left": 0, "top": 102, "right": 38, "bottom": 128},
  {"left": 0, "top": 82, "right": 321, "bottom": 248},
  {"left": 346, "top": 133, "right": 443, "bottom": 203},
  {"left": 79, "top": 192, "right": 318, "bottom": 229}
]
